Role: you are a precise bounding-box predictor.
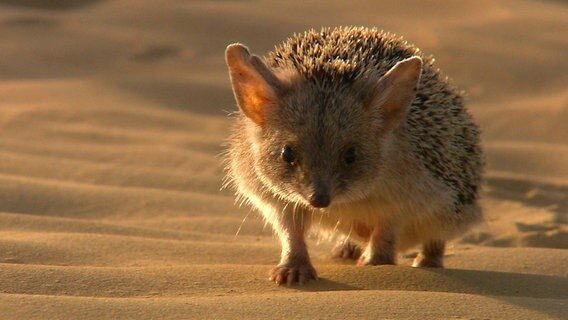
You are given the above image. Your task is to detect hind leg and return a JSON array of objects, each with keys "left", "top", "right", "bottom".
[
  {"left": 331, "top": 239, "right": 362, "bottom": 260},
  {"left": 412, "top": 240, "right": 445, "bottom": 268},
  {"left": 357, "top": 226, "right": 396, "bottom": 266}
]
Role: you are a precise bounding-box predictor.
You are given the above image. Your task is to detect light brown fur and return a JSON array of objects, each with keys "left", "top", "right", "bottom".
[{"left": 224, "top": 27, "right": 483, "bottom": 285}]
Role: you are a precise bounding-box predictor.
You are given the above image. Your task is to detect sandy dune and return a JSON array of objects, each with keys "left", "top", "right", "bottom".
[{"left": 0, "top": 0, "right": 567, "bottom": 319}]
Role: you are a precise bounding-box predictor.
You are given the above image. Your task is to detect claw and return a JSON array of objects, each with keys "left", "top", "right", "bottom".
[{"left": 269, "top": 264, "right": 317, "bottom": 285}]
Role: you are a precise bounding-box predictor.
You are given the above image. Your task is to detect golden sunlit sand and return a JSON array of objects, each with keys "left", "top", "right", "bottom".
[{"left": 0, "top": 0, "right": 567, "bottom": 319}]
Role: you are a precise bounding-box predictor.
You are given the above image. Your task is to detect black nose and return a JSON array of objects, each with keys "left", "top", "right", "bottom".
[{"left": 309, "top": 191, "right": 330, "bottom": 208}]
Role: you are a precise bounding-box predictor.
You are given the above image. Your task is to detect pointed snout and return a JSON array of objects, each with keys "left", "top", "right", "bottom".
[{"left": 309, "top": 187, "right": 331, "bottom": 208}]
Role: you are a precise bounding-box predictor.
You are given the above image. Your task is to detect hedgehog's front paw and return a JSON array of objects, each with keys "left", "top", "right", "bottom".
[
  {"left": 269, "top": 262, "right": 317, "bottom": 285},
  {"left": 331, "top": 240, "right": 362, "bottom": 260}
]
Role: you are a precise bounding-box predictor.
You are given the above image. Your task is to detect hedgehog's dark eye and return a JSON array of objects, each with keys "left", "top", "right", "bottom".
[
  {"left": 343, "top": 147, "right": 356, "bottom": 165},
  {"left": 281, "top": 145, "right": 296, "bottom": 164}
]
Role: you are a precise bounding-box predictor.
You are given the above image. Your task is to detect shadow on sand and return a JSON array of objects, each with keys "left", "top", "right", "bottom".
[{"left": 289, "top": 266, "right": 568, "bottom": 319}]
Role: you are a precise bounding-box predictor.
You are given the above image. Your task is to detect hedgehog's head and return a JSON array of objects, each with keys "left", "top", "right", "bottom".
[{"left": 226, "top": 43, "right": 422, "bottom": 209}]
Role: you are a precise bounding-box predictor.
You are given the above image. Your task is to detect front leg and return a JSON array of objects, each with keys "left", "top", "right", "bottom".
[
  {"left": 357, "top": 224, "right": 397, "bottom": 266},
  {"left": 268, "top": 208, "right": 317, "bottom": 285}
]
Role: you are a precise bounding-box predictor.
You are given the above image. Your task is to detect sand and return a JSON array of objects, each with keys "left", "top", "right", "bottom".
[{"left": 0, "top": 0, "right": 567, "bottom": 319}]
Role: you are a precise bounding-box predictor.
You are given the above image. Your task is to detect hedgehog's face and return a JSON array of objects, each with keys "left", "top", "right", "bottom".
[
  {"left": 252, "top": 85, "right": 389, "bottom": 208},
  {"left": 226, "top": 43, "right": 422, "bottom": 209}
]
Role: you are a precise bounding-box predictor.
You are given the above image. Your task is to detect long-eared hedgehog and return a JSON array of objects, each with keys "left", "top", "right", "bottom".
[{"left": 223, "top": 26, "right": 483, "bottom": 285}]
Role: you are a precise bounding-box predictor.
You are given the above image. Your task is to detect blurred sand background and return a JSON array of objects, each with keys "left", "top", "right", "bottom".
[{"left": 0, "top": 0, "right": 567, "bottom": 319}]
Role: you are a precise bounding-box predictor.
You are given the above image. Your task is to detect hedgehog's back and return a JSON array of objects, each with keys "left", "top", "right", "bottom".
[{"left": 266, "top": 27, "right": 422, "bottom": 85}]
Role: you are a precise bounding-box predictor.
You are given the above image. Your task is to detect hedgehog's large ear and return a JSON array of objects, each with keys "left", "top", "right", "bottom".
[
  {"left": 369, "top": 56, "right": 422, "bottom": 130},
  {"left": 225, "top": 43, "right": 284, "bottom": 126}
]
